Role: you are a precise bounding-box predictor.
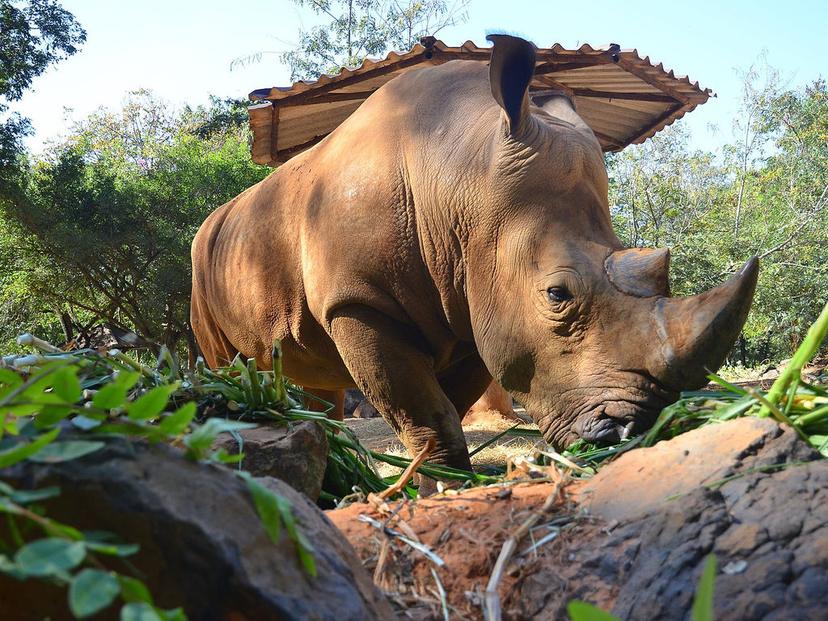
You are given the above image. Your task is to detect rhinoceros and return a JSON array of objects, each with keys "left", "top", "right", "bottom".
[{"left": 191, "top": 35, "right": 757, "bottom": 476}]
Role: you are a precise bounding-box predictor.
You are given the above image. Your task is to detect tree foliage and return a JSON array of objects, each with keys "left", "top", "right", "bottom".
[
  {"left": 609, "top": 72, "right": 828, "bottom": 365},
  {"left": 0, "top": 0, "right": 86, "bottom": 165},
  {"left": 0, "top": 93, "right": 271, "bottom": 355},
  {"left": 236, "top": 0, "right": 469, "bottom": 80}
]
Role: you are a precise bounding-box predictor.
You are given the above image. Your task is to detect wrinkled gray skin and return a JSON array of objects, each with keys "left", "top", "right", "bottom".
[{"left": 191, "top": 35, "right": 758, "bottom": 485}]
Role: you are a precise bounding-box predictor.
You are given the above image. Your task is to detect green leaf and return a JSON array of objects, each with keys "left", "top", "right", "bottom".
[
  {"left": 115, "top": 371, "right": 142, "bottom": 390},
  {"left": 14, "top": 538, "right": 86, "bottom": 577},
  {"left": 84, "top": 540, "right": 140, "bottom": 557},
  {"left": 0, "top": 427, "right": 60, "bottom": 468},
  {"left": 158, "top": 402, "right": 196, "bottom": 435},
  {"left": 691, "top": 554, "right": 717, "bottom": 621},
  {"left": 126, "top": 384, "right": 179, "bottom": 421},
  {"left": 93, "top": 384, "right": 129, "bottom": 410},
  {"left": 157, "top": 608, "right": 187, "bottom": 621},
  {"left": 242, "top": 474, "right": 316, "bottom": 576},
  {"left": 69, "top": 568, "right": 120, "bottom": 618},
  {"left": 117, "top": 575, "right": 153, "bottom": 604},
  {"left": 28, "top": 440, "right": 104, "bottom": 463},
  {"left": 0, "top": 369, "right": 23, "bottom": 388},
  {"left": 183, "top": 419, "right": 256, "bottom": 459},
  {"left": 10, "top": 486, "right": 60, "bottom": 504},
  {"left": 212, "top": 448, "right": 244, "bottom": 464},
  {"left": 120, "top": 602, "right": 162, "bottom": 621},
  {"left": 2, "top": 416, "right": 18, "bottom": 436},
  {"left": 93, "top": 371, "right": 141, "bottom": 410},
  {"left": 35, "top": 404, "right": 78, "bottom": 428},
  {"left": 243, "top": 475, "right": 282, "bottom": 543},
  {"left": 52, "top": 366, "right": 82, "bottom": 403},
  {"left": 42, "top": 519, "right": 85, "bottom": 541},
  {"left": 567, "top": 600, "right": 621, "bottom": 621}
]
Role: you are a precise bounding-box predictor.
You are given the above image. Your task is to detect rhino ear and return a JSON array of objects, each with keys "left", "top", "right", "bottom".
[{"left": 487, "top": 34, "right": 536, "bottom": 134}]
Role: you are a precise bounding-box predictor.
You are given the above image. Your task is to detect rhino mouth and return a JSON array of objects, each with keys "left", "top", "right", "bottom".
[
  {"left": 573, "top": 409, "right": 639, "bottom": 445},
  {"left": 571, "top": 395, "right": 668, "bottom": 446}
]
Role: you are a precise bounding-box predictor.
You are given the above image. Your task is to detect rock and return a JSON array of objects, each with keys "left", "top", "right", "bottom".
[
  {"left": 594, "top": 461, "right": 828, "bottom": 621},
  {"left": 0, "top": 437, "right": 393, "bottom": 621},
  {"left": 353, "top": 399, "right": 381, "bottom": 418},
  {"left": 578, "top": 417, "right": 817, "bottom": 522},
  {"left": 212, "top": 421, "right": 328, "bottom": 500}
]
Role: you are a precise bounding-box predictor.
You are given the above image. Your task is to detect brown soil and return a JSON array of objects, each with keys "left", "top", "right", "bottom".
[{"left": 327, "top": 479, "right": 599, "bottom": 619}]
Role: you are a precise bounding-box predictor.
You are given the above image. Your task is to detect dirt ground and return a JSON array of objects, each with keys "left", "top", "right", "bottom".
[{"left": 328, "top": 478, "right": 582, "bottom": 620}]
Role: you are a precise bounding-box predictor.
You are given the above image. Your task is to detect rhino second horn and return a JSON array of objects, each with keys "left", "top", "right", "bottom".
[
  {"left": 606, "top": 248, "right": 671, "bottom": 297},
  {"left": 651, "top": 256, "right": 759, "bottom": 390}
]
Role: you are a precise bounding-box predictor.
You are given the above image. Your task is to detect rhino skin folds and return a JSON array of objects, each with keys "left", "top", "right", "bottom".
[{"left": 191, "top": 35, "right": 758, "bottom": 481}]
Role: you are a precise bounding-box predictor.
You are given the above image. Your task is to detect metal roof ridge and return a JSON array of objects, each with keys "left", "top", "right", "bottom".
[{"left": 248, "top": 37, "right": 713, "bottom": 102}]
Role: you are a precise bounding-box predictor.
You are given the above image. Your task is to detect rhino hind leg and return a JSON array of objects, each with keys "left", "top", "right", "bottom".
[
  {"left": 190, "top": 289, "right": 239, "bottom": 368},
  {"left": 306, "top": 388, "right": 345, "bottom": 421},
  {"left": 436, "top": 354, "right": 495, "bottom": 421},
  {"left": 329, "top": 306, "right": 472, "bottom": 489}
]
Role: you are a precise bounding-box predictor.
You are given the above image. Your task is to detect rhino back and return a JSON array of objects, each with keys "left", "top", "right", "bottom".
[{"left": 192, "top": 60, "right": 501, "bottom": 378}]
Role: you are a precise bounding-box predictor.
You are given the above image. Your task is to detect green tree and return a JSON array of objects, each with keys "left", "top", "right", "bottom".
[
  {"left": 0, "top": 0, "right": 86, "bottom": 166},
  {"left": 0, "top": 92, "right": 270, "bottom": 357},
  {"left": 234, "top": 0, "right": 469, "bottom": 81},
  {"left": 0, "top": 0, "right": 86, "bottom": 352},
  {"left": 609, "top": 71, "right": 828, "bottom": 365}
]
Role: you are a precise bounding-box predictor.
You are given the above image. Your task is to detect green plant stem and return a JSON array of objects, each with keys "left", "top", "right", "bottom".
[
  {"left": 795, "top": 404, "right": 828, "bottom": 427},
  {"left": 761, "top": 301, "right": 828, "bottom": 415},
  {"left": 246, "top": 359, "right": 262, "bottom": 406},
  {"left": 748, "top": 388, "right": 808, "bottom": 440}
]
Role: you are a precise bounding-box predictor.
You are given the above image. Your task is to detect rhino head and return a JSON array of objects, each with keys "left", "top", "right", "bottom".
[{"left": 468, "top": 35, "right": 758, "bottom": 447}]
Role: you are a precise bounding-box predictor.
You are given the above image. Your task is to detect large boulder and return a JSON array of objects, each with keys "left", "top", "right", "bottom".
[
  {"left": 519, "top": 417, "right": 826, "bottom": 620},
  {"left": 329, "top": 418, "right": 827, "bottom": 620},
  {"left": 0, "top": 437, "right": 393, "bottom": 621},
  {"left": 577, "top": 416, "right": 816, "bottom": 521},
  {"left": 211, "top": 421, "right": 328, "bottom": 500}
]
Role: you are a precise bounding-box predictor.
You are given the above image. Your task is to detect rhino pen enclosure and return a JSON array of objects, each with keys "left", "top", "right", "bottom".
[{"left": 247, "top": 37, "right": 712, "bottom": 165}]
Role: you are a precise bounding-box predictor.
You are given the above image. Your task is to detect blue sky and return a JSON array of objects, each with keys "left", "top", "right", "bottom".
[{"left": 10, "top": 0, "right": 827, "bottom": 153}]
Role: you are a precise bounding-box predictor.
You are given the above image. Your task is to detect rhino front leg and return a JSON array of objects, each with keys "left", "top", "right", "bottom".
[{"left": 329, "top": 307, "right": 472, "bottom": 478}]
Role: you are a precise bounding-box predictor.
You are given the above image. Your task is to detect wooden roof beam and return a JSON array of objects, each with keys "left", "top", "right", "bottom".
[
  {"left": 251, "top": 50, "right": 434, "bottom": 104},
  {"left": 277, "top": 89, "right": 379, "bottom": 107},
  {"left": 626, "top": 103, "right": 688, "bottom": 145},
  {"left": 591, "top": 130, "right": 624, "bottom": 149},
  {"left": 572, "top": 88, "right": 678, "bottom": 103},
  {"left": 534, "top": 58, "right": 616, "bottom": 75}
]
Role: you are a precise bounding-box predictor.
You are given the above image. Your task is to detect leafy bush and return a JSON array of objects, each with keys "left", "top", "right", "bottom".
[{"left": 0, "top": 341, "right": 320, "bottom": 619}]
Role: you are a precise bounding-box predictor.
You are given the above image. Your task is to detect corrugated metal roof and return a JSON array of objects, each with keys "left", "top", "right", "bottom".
[{"left": 248, "top": 38, "right": 712, "bottom": 165}]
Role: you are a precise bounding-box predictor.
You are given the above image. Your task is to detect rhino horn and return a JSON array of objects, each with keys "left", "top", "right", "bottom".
[
  {"left": 606, "top": 248, "right": 671, "bottom": 297},
  {"left": 650, "top": 257, "right": 759, "bottom": 389}
]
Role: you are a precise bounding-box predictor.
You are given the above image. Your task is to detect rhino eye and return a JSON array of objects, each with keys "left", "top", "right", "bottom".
[{"left": 546, "top": 286, "right": 573, "bottom": 303}]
